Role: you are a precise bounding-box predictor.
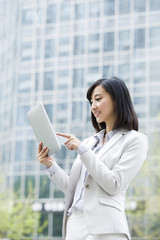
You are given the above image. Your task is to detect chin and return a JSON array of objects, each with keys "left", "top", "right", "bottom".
[{"left": 96, "top": 118, "right": 103, "bottom": 123}]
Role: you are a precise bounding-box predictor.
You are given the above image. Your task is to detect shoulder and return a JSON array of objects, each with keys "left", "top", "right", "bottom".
[
  {"left": 126, "top": 130, "right": 148, "bottom": 140},
  {"left": 125, "top": 130, "right": 148, "bottom": 148}
]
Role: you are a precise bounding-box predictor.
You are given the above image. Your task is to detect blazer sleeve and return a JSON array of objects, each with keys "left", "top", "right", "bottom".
[
  {"left": 80, "top": 133, "right": 148, "bottom": 195},
  {"left": 48, "top": 162, "right": 69, "bottom": 195}
]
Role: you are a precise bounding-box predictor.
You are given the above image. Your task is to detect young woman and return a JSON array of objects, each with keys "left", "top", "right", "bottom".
[{"left": 37, "top": 77, "right": 148, "bottom": 240}]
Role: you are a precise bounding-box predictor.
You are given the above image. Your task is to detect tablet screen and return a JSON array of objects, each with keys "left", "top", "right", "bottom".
[{"left": 27, "top": 103, "right": 61, "bottom": 155}]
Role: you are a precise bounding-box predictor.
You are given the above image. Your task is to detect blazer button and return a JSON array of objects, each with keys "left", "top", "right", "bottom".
[{"left": 85, "top": 184, "right": 90, "bottom": 189}]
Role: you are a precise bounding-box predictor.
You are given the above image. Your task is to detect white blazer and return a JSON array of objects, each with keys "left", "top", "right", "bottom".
[{"left": 49, "top": 129, "right": 148, "bottom": 239}]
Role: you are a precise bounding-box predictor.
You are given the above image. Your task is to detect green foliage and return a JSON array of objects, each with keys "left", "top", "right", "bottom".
[
  {"left": 0, "top": 177, "right": 47, "bottom": 239},
  {"left": 0, "top": 197, "right": 39, "bottom": 239},
  {"left": 126, "top": 132, "right": 160, "bottom": 239}
]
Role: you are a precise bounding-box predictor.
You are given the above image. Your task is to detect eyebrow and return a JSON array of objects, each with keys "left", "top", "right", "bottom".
[{"left": 91, "top": 94, "right": 103, "bottom": 101}]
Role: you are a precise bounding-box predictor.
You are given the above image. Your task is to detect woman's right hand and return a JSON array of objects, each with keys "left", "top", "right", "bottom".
[{"left": 37, "top": 142, "right": 54, "bottom": 168}]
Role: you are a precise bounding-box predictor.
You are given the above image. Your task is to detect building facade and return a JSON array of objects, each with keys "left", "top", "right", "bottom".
[{"left": 0, "top": 0, "right": 160, "bottom": 238}]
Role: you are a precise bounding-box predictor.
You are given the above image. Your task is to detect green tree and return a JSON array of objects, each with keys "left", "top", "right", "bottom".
[
  {"left": 126, "top": 132, "right": 160, "bottom": 239},
  {"left": 0, "top": 177, "right": 47, "bottom": 240}
]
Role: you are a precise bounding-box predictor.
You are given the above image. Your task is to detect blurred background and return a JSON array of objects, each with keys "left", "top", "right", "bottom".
[{"left": 0, "top": 0, "right": 160, "bottom": 239}]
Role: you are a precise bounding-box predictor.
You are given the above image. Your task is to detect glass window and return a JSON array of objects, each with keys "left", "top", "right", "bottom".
[
  {"left": 103, "top": 65, "right": 114, "bottom": 78},
  {"left": 22, "top": 9, "right": 33, "bottom": 25},
  {"left": 86, "top": 103, "right": 91, "bottom": 122},
  {"left": 119, "top": 0, "right": 130, "bottom": 14},
  {"left": 104, "top": 19, "right": 115, "bottom": 30},
  {"left": 74, "top": 36, "right": 85, "bottom": 55},
  {"left": 46, "top": 4, "right": 57, "bottom": 23},
  {"left": 134, "top": 29, "right": 145, "bottom": 49},
  {"left": 17, "top": 106, "right": 30, "bottom": 126},
  {"left": 134, "top": 15, "right": 146, "bottom": 25},
  {"left": 150, "top": 61, "right": 160, "bottom": 82},
  {"left": 73, "top": 68, "right": 84, "bottom": 88},
  {"left": 46, "top": 26, "right": 56, "bottom": 35},
  {"left": 13, "top": 176, "right": 21, "bottom": 197},
  {"left": 119, "top": 30, "right": 130, "bottom": 50},
  {"left": 89, "top": 2, "right": 100, "bottom": 18},
  {"left": 57, "top": 103, "right": 68, "bottom": 123},
  {"left": 134, "top": 105, "right": 146, "bottom": 118},
  {"left": 36, "top": 40, "right": 41, "bottom": 59},
  {"left": 53, "top": 213, "right": 63, "bottom": 236},
  {"left": 61, "top": 4, "right": 71, "bottom": 22},
  {"left": 150, "top": 0, "right": 160, "bottom": 10},
  {"left": 21, "top": 29, "right": 32, "bottom": 38},
  {"left": 15, "top": 141, "right": 23, "bottom": 162},
  {"left": 118, "top": 63, "right": 130, "bottom": 83},
  {"left": 134, "top": 97, "right": 146, "bottom": 105},
  {"left": 134, "top": 85, "right": 146, "bottom": 94},
  {"left": 39, "top": 175, "right": 50, "bottom": 198},
  {"left": 134, "top": 0, "right": 146, "bottom": 12},
  {"left": 44, "top": 104, "right": 53, "bottom": 122},
  {"left": 87, "top": 67, "right": 100, "bottom": 85},
  {"left": 18, "top": 74, "right": 31, "bottom": 92},
  {"left": 134, "top": 62, "right": 146, "bottom": 83},
  {"left": 26, "top": 140, "right": 36, "bottom": 161},
  {"left": 104, "top": 32, "right": 114, "bottom": 52},
  {"left": 21, "top": 42, "right": 32, "bottom": 61},
  {"left": 25, "top": 175, "right": 35, "bottom": 197},
  {"left": 55, "top": 145, "right": 66, "bottom": 161},
  {"left": 0, "top": 83, "right": 2, "bottom": 102},
  {"left": 75, "top": 3, "right": 85, "bottom": 20},
  {"left": 104, "top": 0, "right": 115, "bottom": 16},
  {"left": 72, "top": 102, "right": 83, "bottom": 121},
  {"left": 71, "top": 126, "right": 83, "bottom": 140},
  {"left": 60, "top": 24, "right": 70, "bottom": 35},
  {"left": 89, "top": 21, "right": 99, "bottom": 31},
  {"left": 44, "top": 71, "right": 54, "bottom": 90},
  {"left": 150, "top": 27, "right": 160, "bottom": 48},
  {"left": 45, "top": 39, "right": 55, "bottom": 58},
  {"left": 150, "top": 96, "right": 160, "bottom": 117},
  {"left": 2, "top": 144, "right": 8, "bottom": 163},
  {"left": 59, "top": 38, "right": 70, "bottom": 57},
  {"left": 58, "top": 70, "right": 69, "bottom": 89},
  {"left": 35, "top": 8, "right": 42, "bottom": 24},
  {"left": 14, "top": 163, "right": 22, "bottom": 173},
  {"left": 150, "top": 13, "right": 160, "bottom": 24},
  {"left": 136, "top": 108, "right": 146, "bottom": 118},
  {"left": 88, "top": 34, "right": 99, "bottom": 54},
  {"left": 75, "top": 22, "right": 87, "bottom": 33},
  {"left": 35, "top": 73, "right": 40, "bottom": 91}
]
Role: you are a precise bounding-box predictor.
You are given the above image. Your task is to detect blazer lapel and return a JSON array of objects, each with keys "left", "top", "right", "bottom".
[
  {"left": 97, "top": 129, "right": 129, "bottom": 159},
  {"left": 86, "top": 136, "right": 99, "bottom": 149}
]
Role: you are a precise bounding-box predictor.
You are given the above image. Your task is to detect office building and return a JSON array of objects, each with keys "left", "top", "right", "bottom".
[{"left": 0, "top": 0, "right": 160, "bottom": 238}]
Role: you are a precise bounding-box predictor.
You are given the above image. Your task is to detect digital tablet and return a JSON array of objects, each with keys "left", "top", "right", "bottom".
[{"left": 27, "top": 103, "right": 61, "bottom": 155}]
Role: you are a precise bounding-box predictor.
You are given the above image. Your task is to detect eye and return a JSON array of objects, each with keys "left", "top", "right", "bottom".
[{"left": 96, "top": 97, "right": 101, "bottom": 101}]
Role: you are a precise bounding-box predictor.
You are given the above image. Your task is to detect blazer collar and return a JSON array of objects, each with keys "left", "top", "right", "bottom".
[{"left": 87, "top": 128, "right": 129, "bottom": 159}]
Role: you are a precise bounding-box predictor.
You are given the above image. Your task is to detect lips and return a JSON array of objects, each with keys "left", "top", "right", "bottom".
[{"left": 94, "top": 111, "right": 101, "bottom": 118}]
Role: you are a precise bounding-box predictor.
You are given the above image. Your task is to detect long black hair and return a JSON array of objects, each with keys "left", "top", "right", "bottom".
[{"left": 87, "top": 77, "right": 138, "bottom": 132}]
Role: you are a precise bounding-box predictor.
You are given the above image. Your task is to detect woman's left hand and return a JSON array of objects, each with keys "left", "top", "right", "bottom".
[{"left": 56, "top": 133, "right": 81, "bottom": 151}]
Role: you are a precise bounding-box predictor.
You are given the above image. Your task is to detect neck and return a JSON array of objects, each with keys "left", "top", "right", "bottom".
[
  {"left": 105, "top": 122, "right": 114, "bottom": 134},
  {"left": 105, "top": 115, "right": 116, "bottom": 134}
]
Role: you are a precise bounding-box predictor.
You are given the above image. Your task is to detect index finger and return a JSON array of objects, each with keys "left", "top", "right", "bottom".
[{"left": 56, "top": 132, "right": 72, "bottom": 139}]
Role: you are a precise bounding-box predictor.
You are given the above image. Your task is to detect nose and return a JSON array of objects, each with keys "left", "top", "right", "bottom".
[{"left": 90, "top": 101, "right": 97, "bottom": 112}]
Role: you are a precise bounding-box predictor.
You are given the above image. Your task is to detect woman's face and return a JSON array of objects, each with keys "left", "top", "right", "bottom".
[{"left": 90, "top": 85, "right": 116, "bottom": 125}]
